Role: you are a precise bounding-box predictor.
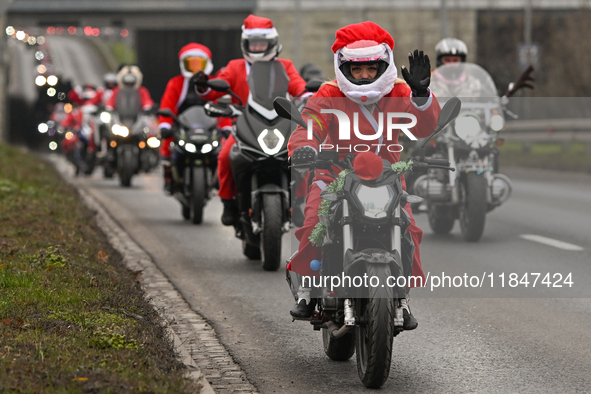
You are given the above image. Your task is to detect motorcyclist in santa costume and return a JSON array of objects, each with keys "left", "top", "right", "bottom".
[
  {"left": 157, "top": 43, "right": 230, "bottom": 194},
  {"left": 287, "top": 21, "right": 441, "bottom": 329},
  {"left": 105, "top": 65, "right": 154, "bottom": 112},
  {"left": 194, "top": 14, "right": 311, "bottom": 225}
]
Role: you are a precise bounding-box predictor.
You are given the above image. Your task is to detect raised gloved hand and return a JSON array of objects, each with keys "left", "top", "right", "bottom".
[
  {"left": 159, "top": 127, "right": 173, "bottom": 139},
  {"left": 291, "top": 146, "right": 317, "bottom": 166},
  {"left": 191, "top": 71, "right": 209, "bottom": 93},
  {"left": 401, "top": 49, "right": 431, "bottom": 98}
]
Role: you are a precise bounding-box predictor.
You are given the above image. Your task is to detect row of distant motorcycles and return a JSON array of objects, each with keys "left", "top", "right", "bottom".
[
  {"left": 39, "top": 62, "right": 533, "bottom": 389},
  {"left": 40, "top": 102, "right": 161, "bottom": 185}
]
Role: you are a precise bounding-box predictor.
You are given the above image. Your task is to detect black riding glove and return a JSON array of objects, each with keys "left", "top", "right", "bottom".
[
  {"left": 401, "top": 49, "right": 431, "bottom": 98},
  {"left": 159, "top": 127, "right": 173, "bottom": 139},
  {"left": 291, "top": 146, "right": 317, "bottom": 166},
  {"left": 191, "top": 71, "right": 209, "bottom": 93}
]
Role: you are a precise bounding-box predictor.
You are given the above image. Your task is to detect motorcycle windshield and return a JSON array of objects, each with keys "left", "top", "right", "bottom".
[
  {"left": 247, "top": 61, "right": 289, "bottom": 112},
  {"left": 115, "top": 87, "right": 142, "bottom": 124},
  {"left": 178, "top": 106, "right": 217, "bottom": 131},
  {"left": 430, "top": 63, "right": 499, "bottom": 103}
]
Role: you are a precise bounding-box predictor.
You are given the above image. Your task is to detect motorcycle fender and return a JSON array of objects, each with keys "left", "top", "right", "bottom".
[
  {"left": 250, "top": 184, "right": 287, "bottom": 223},
  {"left": 341, "top": 249, "right": 405, "bottom": 298}
]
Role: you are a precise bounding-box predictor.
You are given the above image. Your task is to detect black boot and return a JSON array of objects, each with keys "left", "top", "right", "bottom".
[
  {"left": 221, "top": 198, "right": 238, "bottom": 226},
  {"left": 290, "top": 299, "right": 316, "bottom": 319},
  {"left": 401, "top": 298, "right": 418, "bottom": 330}
]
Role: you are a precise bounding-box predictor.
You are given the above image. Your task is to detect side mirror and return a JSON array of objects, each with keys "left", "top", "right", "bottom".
[
  {"left": 421, "top": 97, "right": 462, "bottom": 149},
  {"left": 273, "top": 97, "right": 307, "bottom": 128},
  {"left": 505, "top": 65, "right": 535, "bottom": 98},
  {"left": 207, "top": 79, "right": 230, "bottom": 92},
  {"left": 304, "top": 79, "right": 323, "bottom": 93}
]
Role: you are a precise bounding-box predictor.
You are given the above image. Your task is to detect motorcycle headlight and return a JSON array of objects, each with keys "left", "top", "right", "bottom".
[
  {"left": 257, "top": 128, "right": 285, "bottom": 155},
  {"left": 147, "top": 136, "right": 160, "bottom": 148},
  {"left": 49, "top": 141, "right": 58, "bottom": 151},
  {"left": 355, "top": 184, "right": 394, "bottom": 219},
  {"left": 100, "top": 111, "right": 111, "bottom": 124},
  {"left": 201, "top": 144, "right": 213, "bottom": 154},
  {"left": 454, "top": 115, "right": 488, "bottom": 148},
  {"left": 38, "top": 123, "right": 48, "bottom": 133},
  {"left": 185, "top": 143, "right": 197, "bottom": 153},
  {"left": 490, "top": 114, "right": 504, "bottom": 131},
  {"left": 112, "top": 124, "right": 129, "bottom": 137}
]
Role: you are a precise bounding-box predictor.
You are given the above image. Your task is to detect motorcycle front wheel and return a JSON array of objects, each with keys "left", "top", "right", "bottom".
[
  {"left": 428, "top": 205, "right": 455, "bottom": 234},
  {"left": 459, "top": 172, "right": 487, "bottom": 242},
  {"left": 119, "top": 149, "right": 135, "bottom": 187},
  {"left": 260, "top": 193, "right": 282, "bottom": 271},
  {"left": 190, "top": 167, "right": 206, "bottom": 224},
  {"left": 355, "top": 264, "right": 395, "bottom": 389}
]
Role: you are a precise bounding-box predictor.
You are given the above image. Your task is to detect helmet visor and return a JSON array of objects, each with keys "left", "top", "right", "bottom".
[{"left": 183, "top": 56, "right": 208, "bottom": 74}]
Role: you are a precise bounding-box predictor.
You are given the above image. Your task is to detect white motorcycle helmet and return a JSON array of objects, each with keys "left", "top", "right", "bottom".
[
  {"left": 332, "top": 21, "right": 399, "bottom": 105},
  {"left": 240, "top": 14, "right": 282, "bottom": 63},
  {"left": 435, "top": 37, "right": 468, "bottom": 67}
]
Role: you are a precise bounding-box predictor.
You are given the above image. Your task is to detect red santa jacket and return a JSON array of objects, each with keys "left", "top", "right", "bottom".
[
  {"left": 105, "top": 86, "right": 154, "bottom": 111},
  {"left": 288, "top": 80, "right": 440, "bottom": 168},
  {"left": 158, "top": 74, "right": 233, "bottom": 131},
  {"left": 200, "top": 58, "right": 308, "bottom": 104}
]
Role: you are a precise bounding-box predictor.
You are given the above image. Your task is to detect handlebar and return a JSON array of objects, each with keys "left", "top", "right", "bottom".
[{"left": 424, "top": 158, "right": 450, "bottom": 167}]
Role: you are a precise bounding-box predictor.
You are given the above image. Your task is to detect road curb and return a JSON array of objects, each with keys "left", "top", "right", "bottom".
[
  {"left": 46, "top": 154, "right": 259, "bottom": 393},
  {"left": 46, "top": 156, "right": 217, "bottom": 393}
]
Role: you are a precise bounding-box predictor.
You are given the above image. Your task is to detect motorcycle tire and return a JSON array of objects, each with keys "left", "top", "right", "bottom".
[
  {"left": 459, "top": 172, "right": 487, "bottom": 242},
  {"left": 242, "top": 240, "right": 261, "bottom": 260},
  {"left": 181, "top": 204, "right": 191, "bottom": 220},
  {"left": 190, "top": 167, "right": 206, "bottom": 224},
  {"left": 322, "top": 326, "right": 355, "bottom": 361},
  {"left": 103, "top": 164, "right": 115, "bottom": 179},
  {"left": 119, "top": 149, "right": 135, "bottom": 187},
  {"left": 355, "top": 264, "right": 395, "bottom": 389},
  {"left": 428, "top": 205, "right": 455, "bottom": 234},
  {"left": 260, "top": 193, "right": 282, "bottom": 271}
]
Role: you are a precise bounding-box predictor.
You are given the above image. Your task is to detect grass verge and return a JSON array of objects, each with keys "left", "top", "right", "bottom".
[
  {"left": 0, "top": 143, "right": 198, "bottom": 393},
  {"left": 498, "top": 141, "right": 591, "bottom": 173}
]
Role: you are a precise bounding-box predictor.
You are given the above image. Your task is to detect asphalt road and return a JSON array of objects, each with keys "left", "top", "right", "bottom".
[{"left": 63, "top": 164, "right": 591, "bottom": 393}]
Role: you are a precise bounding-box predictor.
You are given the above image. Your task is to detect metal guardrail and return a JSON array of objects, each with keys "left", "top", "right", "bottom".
[{"left": 501, "top": 119, "right": 591, "bottom": 153}]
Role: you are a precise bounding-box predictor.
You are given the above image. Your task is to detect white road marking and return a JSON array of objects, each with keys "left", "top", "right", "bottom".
[{"left": 520, "top": 234, "right": 584, "bottom": 251}]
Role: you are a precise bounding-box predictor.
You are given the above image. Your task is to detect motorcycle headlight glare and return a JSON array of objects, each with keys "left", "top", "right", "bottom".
[
  {"left": 112, "top": 124, "right": 129, "bottom": 137},
  {"left": 490, "top": 114, "right": 504, "bottom": 131},
  {"left": 257, "top": 128, "right": 285, "bottom": 155},
  {"left": 147, "top": 137, "right": 160, "bottom": 148},
  {"left": 355, "top": 185, "right": 394, "bottom": 219},
  {"left": 185, "top": 143, "right": 197, "bottom": 153},
  {"left": 454, "top": 116, "right": 482, "bottom": 140},
  {"left": 38, "top": 123, "right": 48, "bottom": 133},
  {"left": 100, "top": 111, "right": 111, "bottom": 123},
  {"left": 201, "top": 144, "right": 213, "bottom": 154},
  {"left": 49, "top": 141, "right": 58, "bottom": 151}
]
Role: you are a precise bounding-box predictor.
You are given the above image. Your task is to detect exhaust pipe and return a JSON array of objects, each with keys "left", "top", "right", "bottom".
[{"left": 325, "top": 321, "right": 354, "bottom": 339}]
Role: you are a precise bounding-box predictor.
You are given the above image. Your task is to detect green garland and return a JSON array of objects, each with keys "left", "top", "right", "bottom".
[
  {"left": 391, "top": 160, "right": 413, "bottom": 173},
  {"left": 309, "top": 169, "right": 350, "bottom": 247}
]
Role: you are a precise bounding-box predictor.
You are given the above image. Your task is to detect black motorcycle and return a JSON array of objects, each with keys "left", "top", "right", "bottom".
[
  {"left": 157, "top": 106, "right": 221, "bottom": 224},
  {"left": 204, "top": 61, "right": 308, "bottom": 271},
  {"left": 106, "top": 87, "right": 156, "bottom": 187},
  {"left": 276, "top": 96, "right": 461, "bottom": 389}
]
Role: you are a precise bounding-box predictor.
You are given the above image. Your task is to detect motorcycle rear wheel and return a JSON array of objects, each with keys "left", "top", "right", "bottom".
[
  {"left": 322, "top": 326, "right": 355, "bottom": 361},
  {"left": 459, "top": 172, "right": 487, "bottom": 242},
  {"left": 428, "top": 205, "right": 455, "bottom": 234},
  {"left": 260, "top": 194, "right": 282, "bottom": 271},
  {"left": 190, "top": 167, "right": 206, "bottom": 224},
  {"left": 242, "top": 240, "right": 261, "bottom": 260},
  {"left": 355, "top": 264, "right": 395, "bottom": 389}
]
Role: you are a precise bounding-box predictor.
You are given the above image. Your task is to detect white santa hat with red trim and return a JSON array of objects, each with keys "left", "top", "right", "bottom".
[
  {"left": 178, "top": 43, "right": 213, "bottom": 77},
  {"left": 332, "top": 21, "right": 398, "bottom": 105}
]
